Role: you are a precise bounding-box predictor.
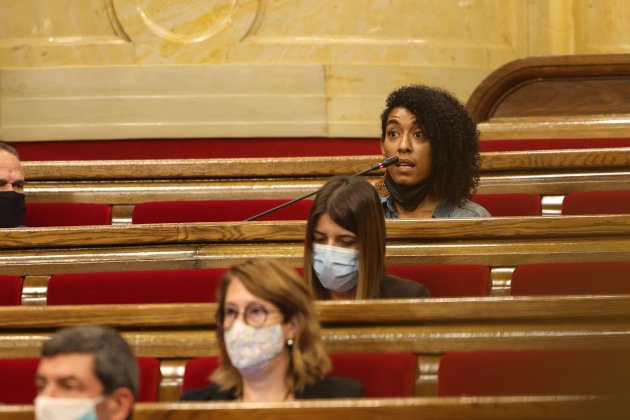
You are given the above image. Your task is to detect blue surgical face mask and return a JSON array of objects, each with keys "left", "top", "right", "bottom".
[{"left": 312, "top": 243, "right": 359, "bottom": 293}]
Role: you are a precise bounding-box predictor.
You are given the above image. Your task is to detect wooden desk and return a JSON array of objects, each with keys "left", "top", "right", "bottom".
[
  {"left": 21, "top": 148, "right": 630, "bottom": 220},
  {"left": 2, "top": 297, "right": 630, "bottom": 400},
  {"left": 0, "top": 396, "right": 618, "bottom": 420},
  {"left": 3, "top": 215, "right": 630, "bottom": 300}
]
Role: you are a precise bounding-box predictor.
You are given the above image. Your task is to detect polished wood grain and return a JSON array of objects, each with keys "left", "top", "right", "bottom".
[
  {"left": 21, "top": 148, "right": 630, "bottom": 203},
  {"left": 4, "top": 215, "right": 630, "bottom": 249},
  {"left": 2, "top": 297, "right": 630, "bottom": 400},
  {"left": 22, "top": 149, "right": 630, "bottom": 179},
  {"left": 465, "top": 54, "right": 630, "bottom": 140},
  {"left": 2, "top": 216, "right": 630, "bottom": 279},
  {"left": 0, "top": 396, "right": 615, "bottom": 420}
]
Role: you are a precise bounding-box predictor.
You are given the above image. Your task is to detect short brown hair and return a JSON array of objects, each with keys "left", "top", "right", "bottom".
[
  {"left": 304, "top": 176, "right": 386, "bottom": 299},
  {"left": 212, "top": 258, "right": 331, "bottom": 395},
  {"left": 0, "top": 142, "right": 20, "bottom": 159},
  {"left": 41, "top": 325, "right": 138, "bottom": 397}
]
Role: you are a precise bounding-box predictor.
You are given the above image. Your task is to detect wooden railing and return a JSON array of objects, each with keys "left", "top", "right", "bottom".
[
  {"left": 2, "top": 297, "right": 630, "bottom": 400},
  {"left": 21, "top": 148, "right": 630, "bottom": 221},
  {"left": 0, "top": 396, "right": 617, "bottom": 420},
  {"left": 3, "top": 215, "right": 630, "bottom": 301},
  {"left": 465, "top": 53, "right": 630, "bottom": 140}
]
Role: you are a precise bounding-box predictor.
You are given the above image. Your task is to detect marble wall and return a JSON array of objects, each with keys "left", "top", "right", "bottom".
[{"left": 1, "top": 0, "right": 629, "bottom": 140}]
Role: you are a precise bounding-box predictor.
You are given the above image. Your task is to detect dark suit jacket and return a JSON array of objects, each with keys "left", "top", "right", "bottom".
[
  {"left": 380, "top": 273, "right": 430, "bottom": 298},
  {"left": 180, "top": 376, "right": 364, "bottom": 401}
]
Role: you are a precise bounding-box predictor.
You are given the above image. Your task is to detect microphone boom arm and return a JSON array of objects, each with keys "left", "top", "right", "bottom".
[{"left": 244, "top": 156, "right": 399, "bottom": 221}]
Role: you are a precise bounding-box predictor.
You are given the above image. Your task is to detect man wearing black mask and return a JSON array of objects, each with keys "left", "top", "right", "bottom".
[{"left": 0, "top": 142, "right": 26, "bottom": 228}]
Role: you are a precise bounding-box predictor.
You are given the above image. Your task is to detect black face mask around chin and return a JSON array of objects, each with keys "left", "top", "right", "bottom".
[
  {"left": 0, "top": 191, "right": 26, "bottom": 228},
  {"left": 384, "top": 169, "right": 434, "bottom": 211}
]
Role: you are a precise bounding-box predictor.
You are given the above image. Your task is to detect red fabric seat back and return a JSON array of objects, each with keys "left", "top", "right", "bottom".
[
  {"left": 386, "top": 265, "right": 490, "bottom": 297},
  {"left": 510, "top": 261, "right": 630, "bottom": 296},
  {"left": 562, "top": 190, "right": 630, "bottom": 215},
  {"left": 24, "top": 202, "right": 112, "bottom": 227},
  {"left": 181, "top": 356, "right": 221, "bottom": 394},
  {"left": 0, "top": 275, "right": 23, "bottom": 305},
  {"left": 132, "top": 199, "right": 314, "bottom": 224},
  {"left": 0, "top": 358, "right": 39, "bottom": 404},
  {"left": 181, "top": 352, "right": 416, "bottom": 397},
  {"left": 136, "top": 357, "right": 161, "bottom": 402},
  {"left": 0, "top": 357, "right": 159, "bottom": 404},
  {"left": 437, "top": 349, "right": 630, "bottom": 396},
  {"left": 471, "top": 194, "right": 541, "bottom": 216},
  {"left": 329, "top": 352, "right": 416, "bottom": 397},
  {"left": 47, "top": 268, "right": 226, "bottom": 305}
]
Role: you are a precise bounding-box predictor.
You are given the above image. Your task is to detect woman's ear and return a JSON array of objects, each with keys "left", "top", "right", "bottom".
[{"left": 284, "top": 315, "right": 299, "bottom": 340}]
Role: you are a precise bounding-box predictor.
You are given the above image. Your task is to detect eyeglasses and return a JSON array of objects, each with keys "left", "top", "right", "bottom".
[{"left": 219, "top": 303, "right": 282, "bottom": 330}]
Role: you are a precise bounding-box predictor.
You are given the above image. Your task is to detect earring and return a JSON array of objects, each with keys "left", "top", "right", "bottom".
[{"left": 286, "top": 338, "right": 294, "bottom": 347}]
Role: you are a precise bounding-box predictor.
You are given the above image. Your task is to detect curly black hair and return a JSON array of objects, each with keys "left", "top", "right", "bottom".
[{"left": 380, "top": 84, "right": 480, "bottom": 207}]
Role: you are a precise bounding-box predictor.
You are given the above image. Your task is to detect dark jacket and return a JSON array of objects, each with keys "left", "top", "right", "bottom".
[
  {"left": 180, "top": 376, "right": 364, "bottom": 401},
  {"left": 380, "top": 273, "right": 430, "bottom": 298}
]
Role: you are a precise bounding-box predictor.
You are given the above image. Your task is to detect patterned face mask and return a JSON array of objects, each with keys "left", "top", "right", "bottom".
[
  {"left": 224, "top": 319, "right": 285, "bottom": 376},
  {"left": 312, "top": 243, "right": 359, "bottom": 292}
]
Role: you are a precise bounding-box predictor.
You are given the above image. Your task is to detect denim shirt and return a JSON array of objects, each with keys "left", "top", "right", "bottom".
[{"left": 380, "top": 194, "right": 490, "bottom": 218}]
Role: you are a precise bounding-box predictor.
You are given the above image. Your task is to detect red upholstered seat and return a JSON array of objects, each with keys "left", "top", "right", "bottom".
[
  {"left": 136, "top": 357, "right": 161, "bottom": 402},
  {"left": 562, "top": 190, "right": 630, "bottom": 215},
  {"left": 386, "top": 265, "right": 490, "bottom": 297},
  {"left": 328, "top": 352, "right": 416, "bottom": 397},
  {"left": 181, "top": 352, "right": 416, "bottom": 397},
  {"left": 471, "top": 194, "right": 541, "bottom": 216},
  {"left": 132, "top": 199, "right": 314, "bottom": 224},
  {"left": 47, "top": 269, "right": 226, "bottom": 305},
  {"left": 24, "top": 202, "right": 112, "bottom": 227},
  {"left": 436, "top": 349, "right": 630, "bottom": 396},
  {"left": 0, "top": 358, "right": 39, "bottom": 404},
  {"left": 0, "top": 357, "right": 160, "bottom": 404},
  {"left": 510, "top": 261, "right": 630, "bottom": 296},
  {"left": 181, "top": 356, "right": 221, "bottom": 394},
  {"left": 0, "top": 275, "right": 23, "bottom": 305}
]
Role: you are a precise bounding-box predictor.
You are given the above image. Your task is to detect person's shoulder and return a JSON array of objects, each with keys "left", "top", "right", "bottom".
[
  {"left": 180, "top": 383, "right": 236, "bottom": 401},
  {"left": 435, "top": 198, "right": 490, "bottom": 218},
  {"left": 461, "top": 199, "right": 491, "bottom": 217},
  {"left": 299, "top": 376, "right": 364, "bottom": 399},
  {"left": 380, "top": 274, "right": 430, "bottom": 298}
]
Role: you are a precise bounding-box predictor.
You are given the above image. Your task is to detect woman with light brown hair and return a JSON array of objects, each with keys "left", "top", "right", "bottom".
[
  {"left": 304, "top": 176, "right": 429, "bottom": 300},
  {"left": 181, "top": 258, "right": 363, "bottom": 401}
]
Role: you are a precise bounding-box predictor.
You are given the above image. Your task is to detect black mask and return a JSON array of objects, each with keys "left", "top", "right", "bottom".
[
  {"left": 0, "top": 191, "right": 26, "bottom": 228},
  {"left": 384, "top": 170, "right": 433, "bottom": 211}
]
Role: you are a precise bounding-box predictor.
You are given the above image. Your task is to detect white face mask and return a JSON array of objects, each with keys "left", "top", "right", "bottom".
[
  {"left": 224, "top": 319, "right": 285, "bottom": 376},
  {"left": 312, "top": 243, "right": 359, "bottom": 293},
  {"left": 35, "top": 395, "right": 104, "bottom": 420}
]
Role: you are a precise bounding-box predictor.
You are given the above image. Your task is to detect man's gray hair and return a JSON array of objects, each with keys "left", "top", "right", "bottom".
[{"left": 41, "top": 325, "right": 139, "bottom": 397}]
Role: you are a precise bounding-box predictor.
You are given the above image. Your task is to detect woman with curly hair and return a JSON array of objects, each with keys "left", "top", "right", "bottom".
[{"left": 376, "top": 84, "right": 490, "bottom": 218}]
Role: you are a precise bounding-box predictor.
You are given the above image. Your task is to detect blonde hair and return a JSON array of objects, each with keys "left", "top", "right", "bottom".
[
  {"left": 304, "top": 176, "right": 386, "bottom": 299},
  {"left": 211, "top": 258, "right": 331, "bottom": 395}
]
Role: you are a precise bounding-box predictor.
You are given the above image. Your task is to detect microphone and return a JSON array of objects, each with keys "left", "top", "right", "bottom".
[{"left": 245, "top": 156, "right": 399, "bottom": 221}]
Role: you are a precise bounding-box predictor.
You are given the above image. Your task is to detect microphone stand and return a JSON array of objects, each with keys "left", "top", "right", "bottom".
[{"left": 244, "top": 156, "right": 398, "bottom": 221}]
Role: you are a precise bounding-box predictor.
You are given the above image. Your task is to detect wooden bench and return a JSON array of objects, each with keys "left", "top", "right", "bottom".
[
  {"left": 0, "top": 396, "right": 617, "bottom": 420},
  {"left": 3, "top": 215, "right": 630, "bottom": 302},
  {"left": 465, "top": 53, "right": 630, "bottom": 142},
  {"left": 1, "top": 297, "right": 630, "bottom": 401},
  {"left": 21, "top": 148, "right": 630, "bottom": 222}
]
